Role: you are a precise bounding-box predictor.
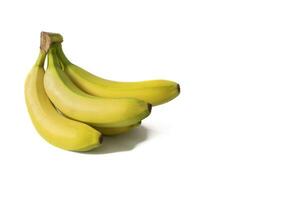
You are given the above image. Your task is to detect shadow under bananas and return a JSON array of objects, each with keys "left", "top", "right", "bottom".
[{"left": 85, "top": 125, "right": 150, "bottom": 154}]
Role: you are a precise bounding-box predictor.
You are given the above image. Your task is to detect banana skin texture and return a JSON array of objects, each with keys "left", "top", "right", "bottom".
[
  {"left": 44, "top": 46, "right": 151, "bottom": 128},
  {"left": 55, "top": 44, "right": 180, "bottom": 106},
  {"left": 25, "top": 51, "right": 103, "bottom": 151}
]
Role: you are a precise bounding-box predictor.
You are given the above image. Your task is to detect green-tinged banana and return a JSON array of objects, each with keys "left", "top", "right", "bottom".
[
  {"left": 94, "top": 121, "right": 141, "bottom": 136},
  {"left": 55, "top": 44, "right": 180, "bottom": 106},
  {"left": 44, "top": 45, "right": 151, "bottom": 128},
  {"left": 25, "top": 50, "right": 103, "bottom": 151}
]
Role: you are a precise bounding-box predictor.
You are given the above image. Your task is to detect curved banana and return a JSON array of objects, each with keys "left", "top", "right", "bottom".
[
  {"left": 25, "top": 51, "right": 102, "bottom": 151},
  {"left": 54, "top": 106, "right": 140, "bottom": 135},
  {"left": 94, "top": 121, "right": 141, "bottom": 136},
  {"left": 44, "top": 45, "right": 151, "bottom": 128},
  {"left": 55, "top": 44, "right": 180, "bottom": 106}
]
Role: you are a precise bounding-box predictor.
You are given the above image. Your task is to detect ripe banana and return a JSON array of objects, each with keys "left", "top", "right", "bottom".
[
  {"left": 44, "top": 45, "right": 151, "bottom": 128},
  {"left": 55, "top": 44, "right": 180, "bottom": 106},
  {"left": 25, "top": 50, "right": 102, "bottom": 151},
  {"left": 94, "top": 121, "right": 141, "bottom": 136},
  {"left": 55, "top": 105, "right": 140, "bottom": 136}
]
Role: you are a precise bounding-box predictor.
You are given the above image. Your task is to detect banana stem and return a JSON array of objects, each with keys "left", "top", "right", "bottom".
[
  {"left": 34, "top": 51, "right": 47, "bottom": 67},
  {"left": 55, "top": 43, "right": 72, "bottom": 65},
  {"left": 47, "top": 46, "right": 58, "bottom": 68},
  {"left": 40, "top": 32, "right": 64, "bottom": 53}
]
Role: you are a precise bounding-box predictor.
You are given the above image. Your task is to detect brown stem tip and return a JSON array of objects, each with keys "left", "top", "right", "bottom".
[{"left": 40, "top": 31, "right": 64, "bottom": 53}]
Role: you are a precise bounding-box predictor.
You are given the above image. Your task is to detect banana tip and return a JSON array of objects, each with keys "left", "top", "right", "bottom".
[
  {"left": 147, "top": 103, "right": 152, "bottom": 113},
  {"left": 99, "top": 135, "right": 104, "bottom": 144},
  {"left": 177, "top": 84, "right": 180, "bottom": 94}
]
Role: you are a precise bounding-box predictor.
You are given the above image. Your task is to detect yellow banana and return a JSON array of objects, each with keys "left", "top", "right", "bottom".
[
  {"left": 44, "top": 45, "right": 151, "bottom": 128},
  {"left": 94, "top": 121, "right": 141, "bottom": 136},
  {"left": 25, "top": 50, "right": 102, "bottom": 151},
  {"left": 55, "top": 105, "right": 139, "bottom": 136},
  {"left": 55, "top": 44, "right": 180, "bottom": 106}
]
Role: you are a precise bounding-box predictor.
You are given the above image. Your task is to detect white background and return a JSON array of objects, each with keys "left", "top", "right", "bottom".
[{"left": 0, "top": 0, "right": 300, "bottom": 199}]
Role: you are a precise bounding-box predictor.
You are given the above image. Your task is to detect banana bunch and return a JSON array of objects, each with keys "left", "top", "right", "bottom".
[{"left": 25, "top": 32, "right": 180, "bottom": 152}]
